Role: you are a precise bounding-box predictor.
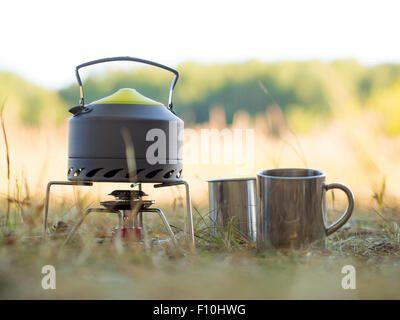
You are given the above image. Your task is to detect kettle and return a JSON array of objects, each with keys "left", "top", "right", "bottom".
[{"left": 67, "top": 56, "right": 184, "bottom": 183}]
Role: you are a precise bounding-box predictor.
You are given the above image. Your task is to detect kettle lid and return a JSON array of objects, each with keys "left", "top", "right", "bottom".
[{"left": 91, "top": 88, "right": 163, "bottom": 106}]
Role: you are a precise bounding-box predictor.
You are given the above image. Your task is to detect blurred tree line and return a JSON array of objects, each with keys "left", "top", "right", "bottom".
[
  {"left": 3, "top": 60, "right": 400, "bottom": 134},
  {"left": 0, "top": 72, "right": 65, "bottom": 126}
]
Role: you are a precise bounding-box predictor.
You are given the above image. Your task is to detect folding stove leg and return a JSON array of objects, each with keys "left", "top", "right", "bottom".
[
  {"left": 63, "top": 208, "right": 115, "bottom": 246},
  {"left": 141, "top": 208, "right": 178, "bottom": 247},
  {"left": 43, "top": 181, "right": 93, "bottom": 237},
  {"left": 182, "top": 180, "right": 195, "bottom": 249},
  {"left": 154, "top": 180, "right": 195, "bottom": 249}
]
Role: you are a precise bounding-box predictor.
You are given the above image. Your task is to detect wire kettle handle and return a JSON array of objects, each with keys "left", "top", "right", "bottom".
[{"left": 75, "top": 56, "right": 179, "bottom": 110}]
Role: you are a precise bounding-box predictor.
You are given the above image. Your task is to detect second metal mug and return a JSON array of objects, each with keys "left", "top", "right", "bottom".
[
  {"left": 257, "top": 168, "right": 354, "bottom": 250},
  {"left": 208, "top": 178, "right": 257, "bottom": 242}
]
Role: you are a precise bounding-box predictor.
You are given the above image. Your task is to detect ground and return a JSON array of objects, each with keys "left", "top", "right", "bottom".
[{"left": 0, "top": 208, "right": 399, "bottom": 300}]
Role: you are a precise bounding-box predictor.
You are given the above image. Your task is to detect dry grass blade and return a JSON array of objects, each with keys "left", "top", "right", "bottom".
[
  {"left": 121, "top": 127, "right": 139, "bottom": 218},
  {"left": 0, "top": 98, "right": 11, "bottom": 227},
  {"left": 121, "top": 127, "right": 137, "bottom": 182}
]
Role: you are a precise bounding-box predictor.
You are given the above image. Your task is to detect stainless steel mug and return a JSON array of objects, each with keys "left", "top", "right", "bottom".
[
  {"left": 257, "top": 168, "right": 354, "bottom": 250},
  {"left": 208, "top": 178, "right": 257, "bottom": 242}
]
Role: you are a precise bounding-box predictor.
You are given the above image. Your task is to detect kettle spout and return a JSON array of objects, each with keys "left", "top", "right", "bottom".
[{"left": 68, "top": 106, "right": 92, "bottom": 116}]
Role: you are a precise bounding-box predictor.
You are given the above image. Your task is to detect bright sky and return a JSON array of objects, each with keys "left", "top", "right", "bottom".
[{"left": 1, "top": 0, "right": 400, "bottom": 89}]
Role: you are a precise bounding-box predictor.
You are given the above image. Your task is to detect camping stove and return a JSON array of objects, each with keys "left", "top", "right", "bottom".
[
  {"left": 44, "top": 180, "right": 193, "bottom": 248},
  {"left": 42, "top": 56, "right": 194, "bottom": 248}
]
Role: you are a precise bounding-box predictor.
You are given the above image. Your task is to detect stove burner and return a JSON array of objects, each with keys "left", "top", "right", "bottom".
[
  {"left": 109, "top": 190, "right": 148, "bottom": 200},
  {"left": 100, "top": 189, "right": 154, "bottom": 211},
  {"left": 100, "top": 199, "right": 154, "bottom": 211}
]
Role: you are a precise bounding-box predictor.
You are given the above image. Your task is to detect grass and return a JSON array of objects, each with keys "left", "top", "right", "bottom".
[
  {"left": 0, "top": 99, "right": 10, "bottom": 228},
  {"left": 0, "top": 197, "right": 399, "bottom": 299}
]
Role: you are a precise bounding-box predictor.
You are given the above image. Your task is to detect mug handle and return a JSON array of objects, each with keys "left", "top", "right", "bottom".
[{"left": 324, "top": 183, "right": 355, "bottom": 236}]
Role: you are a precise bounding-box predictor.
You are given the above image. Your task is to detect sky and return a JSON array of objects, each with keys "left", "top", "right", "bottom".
[{"left": 1, "top": 0, "right": 400, "bottom": 89}]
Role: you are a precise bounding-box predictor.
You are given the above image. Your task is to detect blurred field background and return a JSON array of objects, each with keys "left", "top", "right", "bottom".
[
  {"left": 1, "top": 60, "right": 400, "bottom": 299},
  {"left": 1, "top": 60, "right": 400, "bottom": 207}
]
